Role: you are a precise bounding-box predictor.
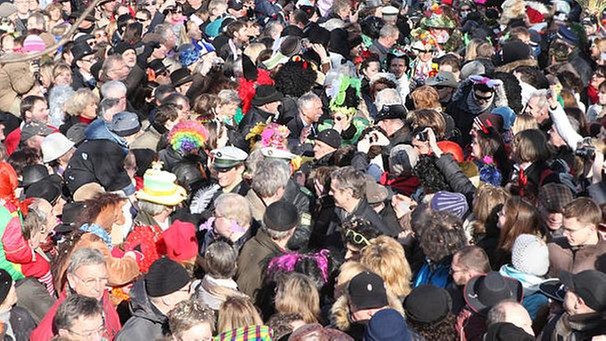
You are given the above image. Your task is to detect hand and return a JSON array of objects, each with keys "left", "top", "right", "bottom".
[
  {"left": 369, "top": 131, "right": 390, "bottom": 147},
  {"left": 548, "top": 85, "right": 559, "bottom": 109},
  {"left": 426, "top": 128, "right": 442, "bottom": 157},
  {"left": 591, "top": 150, "right": 605, "bottom": 184},
  {"left": 392, "top": 194, "right": 416, "bottom": 219},
  {"left": 349, "top": 8, "right": 360, "bottom": 23},
  {"left": 311, "top": 43, "right": 328, "bottom": 61},
  {"left": 29, "top": 61, "right": 39, "bottom": 75},
  {"left": 300, "top": 125, "right": 311, "bottom": 143},
  {"left": 357, "top": 135, "right": 370, "bottom": 153}
]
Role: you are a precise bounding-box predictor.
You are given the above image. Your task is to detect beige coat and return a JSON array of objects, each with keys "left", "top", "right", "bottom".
[{"left": 0, "top": 56, "right": 36, "bottom": 116}]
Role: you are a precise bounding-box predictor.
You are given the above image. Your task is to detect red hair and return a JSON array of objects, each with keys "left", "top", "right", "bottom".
[{"left": 0, "top": 162, "right": 30, "bottom": 214}]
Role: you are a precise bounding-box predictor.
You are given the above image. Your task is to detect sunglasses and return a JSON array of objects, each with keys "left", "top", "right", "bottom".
[
  {"left": 136, "top": 17, "right": 148, "bottom": 22},
  {"left": 473, "top": 92, "right": 494, "bottom": 101},
  {"left": 345, "top": 229, "right": 370, "bottom": 246}
]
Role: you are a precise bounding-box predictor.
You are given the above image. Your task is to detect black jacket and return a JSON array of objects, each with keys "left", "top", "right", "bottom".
[
  {"left": 115, "top": 280, "right": 168, "bottom": 341},
  {"left": 331, "top": 198, "right": 399, "bottom": 238},
  {"left": 283, "top": 179, "right": 313, "bottom": 250},
  {"left": 71, "top": 68, "right": 96, "bottom": 91},
  {"left": 237, "top": 106, "right": 276, "bottom": 151},
  {"left": 434, "top": 153, "right": 476, "bottom": 205}
]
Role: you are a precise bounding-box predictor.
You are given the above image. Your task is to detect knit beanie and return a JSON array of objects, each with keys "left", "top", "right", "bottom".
[
  {"left": 511, "top": 234, "right": 549, "bottom": 277},
  {"left": 22, "top": 35, "right": 46, "bottom": 53},
  {"left": 430, "top": 191, "right": 469, "bottom": 219},
  {"left": 145, "top": 257, "right": 191, "bottom": 297}
]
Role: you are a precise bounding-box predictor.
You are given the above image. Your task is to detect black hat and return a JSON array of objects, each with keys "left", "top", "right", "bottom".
[
  {"left": 305, "top": 25, "right": 330, "bottom": 45},
  {"left": 149, "top": 59, "right": 168, "bottom": 76},
  {"left": 281, "top": 25, "right": 304, "bottom": 38},
  {"left": 538, "top": 278, "right": 566, "bottom": 303},
  {"left": 464, "top": 272, "right": 523, "bottom": 315},
  {"left": 263, "top": 201, "right": 299, "bottom": 232},
  {"left": 485, "top": 322, "right": 534, "bottom": 341},
  {"left": 112, "top": 42, "right": 136, "bottom": 55},
  {"left": 404, "top": 285, "right": 452, "bottom": 324},
  {"left": 252, "top": 85, "right": 283, "bottom": 106},
  {"left": 25, "top": 175, "right": 63, "bottom": 204},
  {"left": 170, "top": 68, "right": 194, "bottom": 87},
  {"left": 55, "top": 202, "right": 86, "bottom": 233},
  {"left": 316, "top": 129, "right": 341, "bottom": 149},
  {"left": 560, "top": 270, "right": 606, "bottom": 312},
  {"left": 145, "top": 257, "right": 191, "bottom": 297},
  {"left": 348, "top": 271, "right": 388, "bottom": 310},
  {"left": 74, "top": 34, "right": 94, "bottom": 45},
  {"left": 71, "top": 43, "right": 96, "bottom": 68},
  {"left": 0, "top": 269, "right": 12, "bottom": 304},
  {"left": 20, "top": 121, "right": 53, "bottom": 143},
  {"left": 21, "top": 164, "right": 50, "bottom": 189},
  {"left": 375, "top": 104, "right": 407, "bottom": 122},
  {"left": 497, "top": 40, "right": 531, "bottom": 66}
]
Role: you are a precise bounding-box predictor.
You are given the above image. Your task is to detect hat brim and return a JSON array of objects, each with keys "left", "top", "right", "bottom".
[
  {"left": 135, "top": 185, "right": 187, "bottom": 206},
  {"left": 172, "top": 75, "right": 194, "bottom": 88},
  {"left": 263, "top": 51, "right": 288, "bottom": 70},
  {"left": 538, "top": 278, "right": 566, "bottom": 303},
  {"left": 251, "top": 92, "right": 283, "bottom": 106},
  {"left": 464, "top": 275, "right": 524, "bottom": 315}
]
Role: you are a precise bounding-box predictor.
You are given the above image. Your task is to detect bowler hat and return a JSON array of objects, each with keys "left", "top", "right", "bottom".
[
  {"left": 464, "top": 272, "right": 523, "bottom": 315},
  {"left": 252, "top": 86, "right": 283, "bottom": 106}
]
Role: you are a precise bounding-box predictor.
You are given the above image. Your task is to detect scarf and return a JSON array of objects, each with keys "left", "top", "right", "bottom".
[
  {"left": 80, "top": 223, "right": 112, "bottom": 248},
  {"left": 466, "top": 91, "right": 493, "bottom": 115},
  {"left": 499, "top": 264, "right": 543, "bottom": 295}
]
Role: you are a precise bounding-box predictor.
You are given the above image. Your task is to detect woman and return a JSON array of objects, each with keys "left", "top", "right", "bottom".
[
  {"left": 341, "top": 217, "right": 381, "bottom": 262},
  {"left": 360, "top": 236, "right": 412, "bottom": 300},
  {"left": 168, "top": 299, "right": 215, "bottom": 341},
  {"left": 195, "top": 241, "right": 245, "bottom": 310},
  {"left": 492, "top": 196, "right": 541, "bottom": 269},
  {"left": 198, "top": 193, "right": 254, "bottom": 254},
  {"left": 470, "top": 184, "right": 510, "bottom": 244},
  {"left": 61, "top": 89, "right": 99, "bottom": 135},
  {"left": 511, "top": 113, "right": 539, "bottom": 135},
  {"left": 274, "top": 273, "right": 321, "bottom": 324},
  {"left": 217, "top": 296, "right": 263, "bottom": 334},
  {"left": 509, "top": 129, "right": 552, "bottom": 202},
  {"left": 470, "top": 121, "right": 509, "bottom": 186}
]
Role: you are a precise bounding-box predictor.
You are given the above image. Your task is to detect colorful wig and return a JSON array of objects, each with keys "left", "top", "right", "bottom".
[{"left": 168, "top": 120, "right": 209, "bottom": 155}]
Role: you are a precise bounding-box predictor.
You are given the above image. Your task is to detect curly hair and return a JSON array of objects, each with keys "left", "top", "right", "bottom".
[
  {"left": 419, "top": 211, "right": 467, "bottom": 263},
  {"left": 360, "top": 236, "right": 412, "bottom": 298},
  {"left": 490, "top": 72, "right": 522, "bottom": 114},
  {"left": 414, "top": 155, "right": 451, "bottom": 194},
  {"left": 342, "top": 217, "right": 382, "bottom": 249},
  {"left": 408, "top": 313, "right": 457, "bottom": 341},
  {"left": 274, "top": 59, "right": 318, "bottom": 98}
]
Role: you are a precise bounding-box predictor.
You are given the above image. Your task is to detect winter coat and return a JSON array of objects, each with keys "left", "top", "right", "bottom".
[
  {"left": 30, "top": 289, "right": 121, "bottom": 341},
  {"left": 330, "top": 199, "right": 399, "bottom": 239},
  {"left": 130, "top": 123, "right": 163, "bottom": 151},
  {"left": 0, "top": 207, "right": 23, "bottom": 281},
  {"left": 115, "top": 280, "right": 167, "bottom": 341},
  {"left": 541, "top": 312, "right": 606, "bottom": 341},
  {"left": 547, "top": 235, "right": 606, "bottom": 277},
  {"left": 194, "top": 275, "right": 246, "bottom": 311},
  {"left": 0, "top": 57, "right": 35, "bottom": 116},
  {"left": 64, "top": 139, "right": 135, "bottom": 196},
  {"left": 236, "top": 229, "right": 285, "bottom": 300},
  {"left": 330, "top": 292, "right": 404, "bottom": 341},
  {"left": 2, "top": 306, "right": 36, "bottom": 341}
]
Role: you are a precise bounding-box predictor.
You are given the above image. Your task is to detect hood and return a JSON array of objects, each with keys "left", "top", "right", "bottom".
[
  {"left": 330, "top": 291, "right": 405, "bottom": 331},
  {"left": 84, "top": 119, "right": 128, "bottom": 150}
]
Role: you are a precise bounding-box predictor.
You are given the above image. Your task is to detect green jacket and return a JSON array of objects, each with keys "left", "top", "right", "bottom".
[{"left": 0, "top": 206, "right": 24, "bottom": 281}]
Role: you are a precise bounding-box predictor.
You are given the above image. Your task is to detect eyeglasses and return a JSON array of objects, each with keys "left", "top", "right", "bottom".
[
  {"left": 69, "top": 324, "right": 107, "bottom": 338},
  {"left": 345, "top": 229, "right": 370, "bottom": 246},
  {"left": 136, "top": 17, "right": 148, "bottom": 22},
  {"left": 74, "top": 274, "right": 109, "bottom": 288}
]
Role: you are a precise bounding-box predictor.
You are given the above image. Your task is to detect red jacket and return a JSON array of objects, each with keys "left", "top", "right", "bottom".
[{"left": 30, "top": 289, "right": 121, "bottom": 341}]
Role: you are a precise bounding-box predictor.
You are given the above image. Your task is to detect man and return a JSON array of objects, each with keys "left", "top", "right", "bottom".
[
  {"left": 53, "top": 295, "right": 105, "bottom": 341},
  {"left": 388, "top": 54, "right": 410, "bottom": 100},
  {"left": 374, "top": 104, "right": 409, "bottom": 147},
  {"left": 312, "top": 129, "right": 341, "bottom": 167},
  {"left": 71, "top": 43, "right": 98, "bottom": 91},
  {"left": 219, "top": 20, "right": 250, "bottom": 59},
  {"left": 100, "top": 80, "right": 127, "bottom": 111},
  {"left": 19, "top": 121, "right": 54, "bottom": 151},
  {"left": 541, "top": 270, "right": 606, "bottom": 340},
  {"left": 116, "top": 257, "right": 191, "bottom": 340},
  {"left": 369, "top": 25, "right": 399, "bottom": 62},
  {"left": 342, "top": 271, "right": 392, "bottom": 339},
  {"left": 246, "top": 159, "right": 312, "bottom": 250},
  {"left": 237, "top": 201, "right": 298, "bottom": 299},
  {"left": 524, "top": 90, "right": 550, "bottom": 128},
  {"left": 548, "top": 197, "right": 606, "bottom": 276},
  {"left": 0, "top": 268, "right": 36, "bottom": 341},
  {"left": 170, "top": 68, "right": 194, "bottom": 95},
  {"left": 130, "top": 103, "right": 180, "bottom": 151},
  {"left": 426, "top": 71, "right": 459, "bottom": 108},
  {"left": 65, "top": 111, "right": 141, "bottom": 196},
  {"left": 238, "top": 85, "right": 283, "bottom": 144},
  {"left": 329, "top": 167, "right": 397, "bottom": 237},
  {"left": 537, "top": 183, "right": 574, "bottom": 240},
  {"left": 287, "top": 91, "right": 322, "bottom": 153},
  {"left": 84, "top": 97, "right": 123, "bottom": 141},
  {"left": 457, "top": 272, "right": 523, "bottom": 341},
  {"left": 4, "top": 95, "right": 51, "bottom": 155},
  {"left": 31, "top": 248, "right": 121, "bottom": 341},
  {"left": 486, "top": 301, "right": 534, "bottom": 337}
]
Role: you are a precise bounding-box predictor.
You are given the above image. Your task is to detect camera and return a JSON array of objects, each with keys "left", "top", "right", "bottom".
[
  {"left": 576, "top": 145, "right": 596, "bottom": 160},
  {"left": 416, "top": 131, "right": 428, "bottom": 142}
]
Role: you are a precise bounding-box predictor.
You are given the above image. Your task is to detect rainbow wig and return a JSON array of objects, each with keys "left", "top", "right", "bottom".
[{"left": 168, "top": 120, "right": 209, "bottom": 155}]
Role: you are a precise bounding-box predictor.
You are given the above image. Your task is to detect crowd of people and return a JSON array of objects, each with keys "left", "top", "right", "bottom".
[{"left": 0, "top": 0, "right": 603, "bottom": 339}]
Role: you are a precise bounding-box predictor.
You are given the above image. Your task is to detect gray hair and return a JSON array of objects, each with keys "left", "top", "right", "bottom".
[
  {"left": 217, "top": 89, "right": 241, "bottom": 105},
  {"left": 48, "top": 85, "right": 76, "bottom": 127},
  {"left": 66, "top": 248, "right": 105, "bottom": 275},
  {"left": 138, "top": 200, "right": 170, "bottom": 215},
  {"left": 379, "top": 24, "right": 399, "bottom": 39},
  {"left": 22, "top": 198, "right": 50, "bottom": 240},
  {"left": 100, "top": 55, "right": 124, "bottom": 82},
  {"left": 251, "top": 159, "right": 290, "bottom": 198},
  {"left": 330, "top": 166, "right": 367, "bottom": 199},
  {"left": 261, "top": 225, "right": 292, "bottom": 240},
  {"left": 297, "top": 92, "right": 321, "bottom": 111},
  {"left": 214, "top": 193, "right": 252, "bottom": 228},
  {"left": 527, "top": 89, "right": 549, "bottom": 109},
  {"left": 375, "top": 88, "right": 402, "bottom": 110},
  {"left": 100, "top": 80, "right": 127, "bottom": 100},
  {"left": 203, "top": 241, "right": 238, "bottom": 279},
  {"left": 99, "top": 97, "right": 121, "bottom": 117},
  {"left": 154, "top": 24, "right": 176, "bottom": 43}
]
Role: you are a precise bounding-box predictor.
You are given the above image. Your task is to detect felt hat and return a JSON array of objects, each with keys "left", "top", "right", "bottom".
[
  {"left": 20, "top": 122, "right": 54, "bottom": 143},
  {"left": 560, "top": 270, "right": 606, "bottom": 312},
  {"left": 404, "top": 284, "right": 452, "bottom": 324},
  {"left": 73, "top": 182, "right": 105, "bottom": 202},
  {"left": 135, "top": 162, "right": 187, "bottom": 206},
  {"left": 263, "top": 201, "right": 299, "bottom": 231},
  {"left": 315, "top": 129, "right": 341, "bottom": 149},
  {"left": 24, "top": 175, "right": 63, "bottom": 204},
  {"left": 211, "top": 146, "right": 248, "bottom": 170},
  {"left": 55, "top": 202, "right": 87, "bottom": 233},
  {"left": 364, "top": 309, "right": 412, "bottom": 341},
  {"left": 348, "top": 271, "right": 388, "bottom": 309},
  {"left": 162, "top": 220, "right": 198, "bottom": 262},
  {"left": 109, "top": 111, "right": 141, "bottom": 137},
  {"left": 464, "top": 272, "right": 523, "bottom": 315},
  {"left": 145, "top": 257, "right": 191, "bottom": 297},
  {"left": 251, "top": 85, "right": 283, "bottom": 106},
  {"left": 41, "top": 133, "right": 74, "bottom": 163},
  {"left": 0, "top": 3, "right": 17, "bottom": 18},
  {"left": 21, "top": 164, "right": 50, "bottom": 189},
  {"left": 426, "top": 71, "right": 459, "bottom": 88},
  {"left": 170, "top": 68, "right": 194, "bottom": 87}
]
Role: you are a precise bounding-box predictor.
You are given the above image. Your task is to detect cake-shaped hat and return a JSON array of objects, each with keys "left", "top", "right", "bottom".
[{"left": 135, "top": 161, "right": 187, "bottom": 206}]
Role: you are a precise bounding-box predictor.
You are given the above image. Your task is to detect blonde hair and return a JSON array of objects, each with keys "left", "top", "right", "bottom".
[
  {"left": 217, "top": 296, "right": 263, "bottom": 333},
  {"left": 214, "top": 193, "right": 252, "bottom": 228},
  {"left": 275, "top": 273, "right": 320, "bottom": 323},
  {"left": 244, "top": 43, "right": 267, "bottom": 64},
  {"left": 64, "top": 88, "right": 99, "bottom": 116},
  {"left": 360, "top": 236, "right": 412, "bottom": 298},
  {"left": 335, "top": 261, "right": 367, "bottom": 299},
  {"left": 52, "top": 62, "right": 72, "bottom": 79},
  {"left": 511, "top": 114, "right": 538, "bottom": 135},
  {"left": 464, "top": 39, "right": 484, "bottom": 61},
  {"left": 472, "top": 184, "right": 510, "bottom": 236}
]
